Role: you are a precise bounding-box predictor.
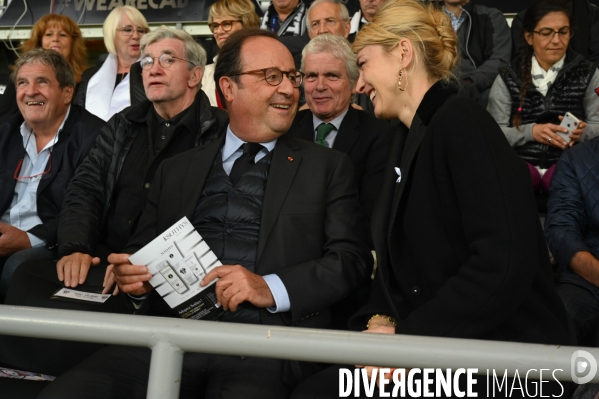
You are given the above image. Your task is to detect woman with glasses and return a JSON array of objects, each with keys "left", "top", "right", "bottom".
[
  {"left": 202, "top": 0, "right": 261, "bottom": 108},
  {"left": 487, "top": 0, "right": 599, "bottom": 196},
  {"left": 74, "top": 6, "right": 149, "bottom": 121},
  {"left": 20, "top": 14, "right": 87, "bottom": 83}
]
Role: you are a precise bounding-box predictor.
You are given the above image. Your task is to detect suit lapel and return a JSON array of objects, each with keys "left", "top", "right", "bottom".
[
  {"left": 0, "top": 129, "right": 24, "bottom": 213},
  {"left": 257, "top": 134, "right": 301, "bottom": 261},
  {"left": 37, "top": 108, "right": 77, "bottom": 195},
  {"left": 293, "top": 111, "right": 315, "bottom": 142},
  {"left": 332, "top": 107, "right": 361, "bottom": 154},
  {"left": 178, "top": 134, "right": 225, "bottom": 220},
  {"left": 389, "top": 115, "right": 427, "bottom": 228}
]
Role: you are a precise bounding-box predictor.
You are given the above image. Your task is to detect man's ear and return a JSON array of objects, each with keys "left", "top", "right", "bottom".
[
  {"left": 188, "top": 66, "right": 203, "bottom": 89},
  {"left": 219, "top": 76, "right": 237, "bottom": 102},
  {"left": 63, "top": 85, "right": 74, "bottom": 105}
]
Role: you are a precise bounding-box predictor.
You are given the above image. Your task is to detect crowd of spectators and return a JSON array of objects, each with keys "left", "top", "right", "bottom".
[{"left": 0, "top": 0, "right": 599, "bottom": 398}]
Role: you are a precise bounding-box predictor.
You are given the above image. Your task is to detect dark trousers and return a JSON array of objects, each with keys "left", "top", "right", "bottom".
[
  {"left": 38, "top": 345, "right": 290, "bottom": 399},
  {"left": 558, "top": 282, "right": 599, "bottom": 346},
  {"left": 0, "top": 259, "right": 131, "bottom": 376}
]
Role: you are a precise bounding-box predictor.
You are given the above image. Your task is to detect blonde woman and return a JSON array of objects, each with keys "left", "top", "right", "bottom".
[
  {"left": 74, "top": 6, "right": 150, "bottom": 121},
  {"left": 202, "top": 0, "right": 260, "bottom": 107},
  {"left": 292, "top": 0, "right": 572, "bottom": 397}
]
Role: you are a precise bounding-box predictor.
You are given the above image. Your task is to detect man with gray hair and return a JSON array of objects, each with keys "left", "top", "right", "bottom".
[
  {"left": 0, "top": 48, "right": 104, "bottom": 299},
  {"left": 290, "top": 34, "right": 395, "bottom": 221},
  {"left": 306, "top": 0, "right": 350, "bottom": 39},
  {"left": 1, "top": 27, "right": 228, "bottom": 375}
]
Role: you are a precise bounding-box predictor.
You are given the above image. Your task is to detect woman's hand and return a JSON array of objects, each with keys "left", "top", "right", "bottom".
[
  {"left": 356, "top": 318, "right": 398, "bottom": 387},
  {"left": 557, "top": 115, "right": 587, "bottom": 147},
  {"left": 532, "top": 123, "right": 569, "bottom": 150}
]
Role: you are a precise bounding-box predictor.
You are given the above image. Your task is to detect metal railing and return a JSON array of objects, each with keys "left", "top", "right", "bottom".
[{"left": 0, "top": 305, "right": 596, "bottom": 398}]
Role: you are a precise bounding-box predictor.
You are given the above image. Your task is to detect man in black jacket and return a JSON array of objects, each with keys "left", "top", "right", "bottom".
[
  {"left": 0, "top": 49, "right": 105, "bottom": 299},
  {"left": 443, "top": 0, "right": 511, "bottom": 106},
  {"left": 37, "top": 29, "right": 371, "bottom": 399},
  {"left": 1, "top": 27, "right": 228, "bottom": 376}
]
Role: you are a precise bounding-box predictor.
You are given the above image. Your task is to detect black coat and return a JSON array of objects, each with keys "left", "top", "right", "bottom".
[
  {"left": 73, "top": 61, "right": 146, "bottom": 110},
  {"left": 0, "top": 104, "right": 105, "bottom": 247},
  {"left": 124, "top": 132, "right": 372, "bottom": 329},
  {"left": 57, "top": 90, "right": 228, "bottom": 258},
  {"left": 289, "top": 106, "right": 397, "bottom": 219},
  {"left": 351, "top": 82, "right": 573, "bottom": 347}
]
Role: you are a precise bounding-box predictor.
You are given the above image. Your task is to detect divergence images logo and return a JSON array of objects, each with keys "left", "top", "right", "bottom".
[{"left": 571, "top": 350, "right": 598, "bottom": 384}]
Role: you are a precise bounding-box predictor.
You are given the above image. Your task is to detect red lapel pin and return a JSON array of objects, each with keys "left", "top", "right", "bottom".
[{"left": 288, "top": 156, "right": 293, "bottom": 161}]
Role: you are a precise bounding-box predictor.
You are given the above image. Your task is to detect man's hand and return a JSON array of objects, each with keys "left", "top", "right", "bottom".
[
  {"left": 570, "top": 251, "right": 599, "bottom": 287},
  {"left": 102, "top": 264, "right": 120, "bottom": 295},
  {"left": 201, "top": 265, "right": 275, "bottom": 311},
  {"left": 108, "top": 253, "right": 153, "bottom": 297},
  {"left": 57, "top": 252, "right": 100, "bottom": 287},
  {"left": 0, "top": 223, "right": 31, "bottom": 257}
]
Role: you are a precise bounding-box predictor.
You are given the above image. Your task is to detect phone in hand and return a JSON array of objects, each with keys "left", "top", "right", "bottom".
[{"left": 558, "top": 112, "right": 581, "bottom": 144}]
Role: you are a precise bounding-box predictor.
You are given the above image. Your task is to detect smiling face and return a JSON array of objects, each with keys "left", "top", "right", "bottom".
[
  {"left": 304, "top": 52, "right": 352, "bottom": 122},
  {"left": 41, "top": 24, "right": 73, "bottom": 60},
  {"left": 16, "top": 62, "right": 73, "bottom": 131},
  {"left": 525, "top": 11, "right": 571, "bottom": 72},
  {"left": 308, "top": 2, "right": 350, "bottom": 39},
  {"left": 114, "top": 14, "right": 145, "bottom": 65},
  {"left": 212, "top": 15, "right": 244, "bottom": 48},
  {"left": 356, "top": 44, "right": 400, "bottom": 119},
  {"left": 224, "top": 36, "right": 299, "bottom": 142}
]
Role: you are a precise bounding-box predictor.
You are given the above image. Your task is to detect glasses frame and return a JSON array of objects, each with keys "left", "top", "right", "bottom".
[
  {"left": 140, "top": 54, "right": 197, "bottom": 70},
  {"left": 229, "top": 67, "right": 305, "bottom": 88},
  {"left": 116, "top": 25, "right": 148, "bottom": 37},
  {"left": 532, "top": 27, "right": 573, "bottom": 40},
  {"left": 208, "top": 20, "right": 241, "bottom": 33}
]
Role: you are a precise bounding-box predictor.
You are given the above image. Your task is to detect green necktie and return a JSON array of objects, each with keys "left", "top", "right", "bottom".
[{"left": 315, "top": 123, "right": 335, "bottom": 147}]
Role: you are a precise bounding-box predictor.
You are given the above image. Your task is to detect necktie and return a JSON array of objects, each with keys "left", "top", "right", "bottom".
[
  {"left": 316, "top": 123, "right": 335, "bottom": 147},
  {"left": 229, "top": 142, "right": 264, "bottom": 185}
]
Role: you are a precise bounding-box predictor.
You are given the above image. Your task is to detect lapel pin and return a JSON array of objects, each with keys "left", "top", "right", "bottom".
[
  {"left": 395, "top": 167, "right": 402, "bottom": 183},
  {"left": 288, "top": 156, "right": 293, "bottom": 161}
]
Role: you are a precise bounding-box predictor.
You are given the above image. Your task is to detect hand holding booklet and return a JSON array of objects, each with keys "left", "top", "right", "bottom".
[{"left": 128, "top": 217, "right": 224, "bottom": 320}]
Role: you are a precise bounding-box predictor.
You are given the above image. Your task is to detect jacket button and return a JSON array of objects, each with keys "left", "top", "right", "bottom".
[
  {"left": 411, "top": 286, "right": 421, "bottom": 296},
  {"left": 144, "top": 182, "right": 151, "bottom": 189},
  {"left": 226, "top": 228, "right": 232, "bottom": 234}
]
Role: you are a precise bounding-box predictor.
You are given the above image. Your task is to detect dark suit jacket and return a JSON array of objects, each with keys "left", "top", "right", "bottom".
[
  {"left": 351, "top": 82, "right": 573, "bottom": 347},
  {"left": 0, "top": 104, "right": 105, "bottom": 247},
  {"left": 289, "top": 106, "right": 396, "bottom": 219},
  {"left": 125, "top": 132, "right": 372, "bottom": 329}
]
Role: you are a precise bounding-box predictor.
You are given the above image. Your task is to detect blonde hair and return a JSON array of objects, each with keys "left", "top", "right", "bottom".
[
  {"left": 208, "top": 0, "right": 261, "bottom": 28},
  {"left": 20, "top": 14, "right": 87, "bottom": 82},
  {"left": 352, "top": 0, "right": 458, "bottom": 84},
  {"left": 103, "top": 6, "right": 150, "bottom": 55}
]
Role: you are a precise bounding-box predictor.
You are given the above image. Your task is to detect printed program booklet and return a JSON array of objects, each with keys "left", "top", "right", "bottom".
[{"left": 128, "top": 217, "right": 224, "bottom": 320}]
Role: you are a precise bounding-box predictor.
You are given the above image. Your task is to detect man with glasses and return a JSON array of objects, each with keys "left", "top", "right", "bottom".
[
  {"left": 1, "top": 27, "right": 228, "bottom": 376},
  {"left": 0, "top": 49, "right": 104, "bottom": 300},
  {"left": 306, "top": 0, "right": 350, "bottom": 39},
  {"left": 443, "top": 0, "right": 511, "bottom": 107},
  {"left": 37, "top": 28, "right": 371, "bottom": 399}
]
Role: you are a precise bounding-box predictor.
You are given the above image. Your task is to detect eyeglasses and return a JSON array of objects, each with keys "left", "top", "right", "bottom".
[
  {"left": 140, "top": 53, "right": 197, "bottom": 70},
  {"left": 533, "top": 27, "right": 573, "bottom": 40},
  {"left": 208, "top": 20, "right": 241, "bottom": 33},
  {"left": 117, "top": 25, "right": 148, "bottom": 37},
  {"left": 14, "top": 152, "right": 52, "bottom": 180},
  {"left": 229, "top": 68, "right": 304, "bottom": 88},
  {"left": 309, "top": 18, "right": 344, "bottom": 31}
]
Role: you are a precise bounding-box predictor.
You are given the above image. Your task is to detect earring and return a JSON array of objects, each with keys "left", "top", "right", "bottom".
[{"left": 397, "top": 69, "right": 405, "bottom": 91}]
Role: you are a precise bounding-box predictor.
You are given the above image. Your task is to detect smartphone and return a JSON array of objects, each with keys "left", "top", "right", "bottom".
[{"left": 558, "top": 112, "right": 581, "bottom": 144}]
